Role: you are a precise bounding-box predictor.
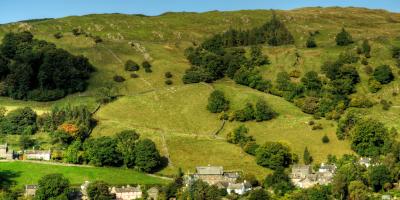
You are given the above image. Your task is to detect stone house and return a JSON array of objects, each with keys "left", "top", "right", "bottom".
[
  {"left": 147, "top": 187, "right": 159, "bottom": 200},
  {"left": 110, "top": 185, "right": 142, "bottom": 200},
  {"left": 25, "top": 185, "right": 38, "bottom": 197},
  {"left": 226, "top": 181, "right": 252, "bottom": 195},
  {"left": 24, "top": 149, "right": 51, "bottom": 161},
  {"left": 291, "top": 164, "right": 336, "bottom": 189},
  {"left": 191, "top": 165, "right": 239, "bottom": 186},
  {"left": 0, "top": 143, "right": 14, "bottom": 160}
]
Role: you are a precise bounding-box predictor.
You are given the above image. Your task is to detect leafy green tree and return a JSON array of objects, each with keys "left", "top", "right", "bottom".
[
  {"left": 332, "top": 162, "right": 364, "bottom": 199},
  {"left": 64, "top": 140, "right": 82, "bottom": 164},
  {"left": 35, "top": 174, "right": 70, "bottom": 200},
  {"left": 256, "top": 142, "right": 293, "bottom": 169},
  {"left": 322, "top": 135, "right": 330, "bottom": 143},
  {"left": 306, "top": 36, "right": 317, "bottom": 48},
  {"left": 207, "top": 90, "right": 229, "bottom": 113},
  {"left": 373, "top": 65, "right": 394, "bottom": 84},
  {"left": 336, "top": 110, "right": 362, "bottom": 140},
  {"left": 226, "top": 125, "right": 253, "bottom": 146},
  {"left": 368, "top": 165, "right": 392, "bottom": 192},
  {"left": 83, "top": 137, "right": 123, "bottom": 167},
  {"left": 254, "top": 99, "right": 277, "bottom": 121},
  {"left": 303, "top": 147, "right": 313, "bottom": 165},
  {"left": 287, "top": 185, "right": 332, "bottom": 200},
  {"left": 0, "top": 55, "right": 10, "bottom": 80},
  {"left": 301, "top": 97, "right": 319, "bottom": 114},
  {"left": 135, "top": 139, "right": 161, "bottom": 172},
  {"left": 250, "top": 45, "right": 269, "bottom": 66},
  {"left": 87, "top": 181, "right": 115, "bottom": 200},
  {"left": 264, "top": 168, "right": 293, "bottom": 196},
  {"left": 350, "top": 119, "right": 390, "bottom": 157},
  {"left": 301, "top": 71, "right": 321, "bottom": 92},
  {"left": 0, "top": 107, "right": 37, "bottom": 135},
  {"left": 19, "top": 135, "right": 34, "bottom": 150},
  {"left": 234, "top": 103, "right": 255, "bottom": 122},
  {"left": 183, "top": 180, "right": 221, "bottom": 200},
  {"left": 96, "top": 82, "right": 119, "bottom": 104},
  {"left": 124, "top": 60, "right": 140, "bottom": 71},
  {"left": 348, "top": 180, "right": 371, "bottom": 200},
  {"left": 335, "top": 28, "right": 353, "bottom": 46},
  {"left": 116, "top": 130, "right": 140, "bottom": 168},
  {"left": 248, "top": 189, "right": 270, "bottom": 200},
  {"left": 276, "top": 71, "right": 292, "bottom": 91}
]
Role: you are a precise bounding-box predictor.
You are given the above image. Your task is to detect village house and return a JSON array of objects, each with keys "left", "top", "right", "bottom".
[
  {"left": 24, "top": 149, "right": 51, "bottom": 161},
  {"left": 359, "top": 157, "right": 372, "bottom": 168},
  {"left": 226, "top": 181, "right": 252, "bottom": 195},
  {"left": 25, "top": 185, "right": 38, "bottom": 197},
  {"left": 147, "top": 187, "right": 159, "bottom": 200},
  {"left": 291, "top": 163, "right": 336, "bottom": 189},
  {"left": 110, "top": 185, "right": 142, "bottom": 200},
  {"left": 190, "top": 165, "right": 239, "bottom": 186},
  {"left": 0, "top": 143, "right": 14, "bottom": 160}
]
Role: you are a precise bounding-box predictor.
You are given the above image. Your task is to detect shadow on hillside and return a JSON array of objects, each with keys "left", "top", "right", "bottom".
[{"left": 0, "top": 170, "right": 20, "bottom": 189}]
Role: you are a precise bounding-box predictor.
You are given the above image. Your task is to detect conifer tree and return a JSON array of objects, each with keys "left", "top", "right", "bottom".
[{"left": 303, "top": 146, "right": 313, "bottom": 165}]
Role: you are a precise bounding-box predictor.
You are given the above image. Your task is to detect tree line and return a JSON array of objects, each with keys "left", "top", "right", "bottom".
[{"left": 0, "top": 31, "right": 94, "bottom": 101}]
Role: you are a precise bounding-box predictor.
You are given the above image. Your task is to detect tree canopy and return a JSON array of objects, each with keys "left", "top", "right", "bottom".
[
  {"left": 0, "top": 31, "right": 94, "bottom": 101},
  {"left": 256, "top": 142, "right": 293, "bottom": 169}
]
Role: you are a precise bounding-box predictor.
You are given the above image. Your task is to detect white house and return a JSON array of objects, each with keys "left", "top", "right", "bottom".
[
  {"left": 226, "top": 181, "right": 251, "bottom": 195},
  {"left": 25, "top": 149, "right": 51, "bottom": 161},
  {"left": 111, "top": 185, "right": 142, "bottom": 200}
]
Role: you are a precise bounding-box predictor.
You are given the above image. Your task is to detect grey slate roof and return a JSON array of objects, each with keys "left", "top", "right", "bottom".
[{"left": 196, "top": 166, "right": 223, "bottom": 175}]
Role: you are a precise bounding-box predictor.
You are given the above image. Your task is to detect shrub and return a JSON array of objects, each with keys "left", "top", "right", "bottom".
[
  {"left": 322, "top": 135, "right": 330, "bottom": 143},
  {"left": 234, "top": 103, "right": 255, "bottom": 122},
  {"left": 130, "top": 73, "right": 139, "bottom": 78},
  {"left": 145, "top": 68, "right": 153, "bottom": 73},
  {"left": 113, "top": 75, "right": 125, "bottom": 82},
  {"left": 226, "top": 125, "right": 253, "bottom": 146},
  {"left": 308, "top": 120, "right": 315, "bottom": 126},
  {"left": 312, "top": 123, "right": 323, "bottom": 130},
  {"left": 244, "top": 141, "right": 259, "bottom": 156},
  {"left": 381, "top": 100, "right": 391, "bottom": 111},
  {"left": 254, "top": 99, "right": 277, "bottom": 121},
  {"left": 165, "top": 72, "right": 173, "bottom": 78},
  {"left": 368, "top": 78, "right": 382, "bottom": 93},
  {"left": 364, "top": 65, "right": 373, "bottom": 75},
  {"left": 93, "top": 36, "right": 103, "bottom": 43},
  {"left": 349, "top": 96, "right": 374, "bottom": 108},
  {"left": 54, "top": 32, "right": 63, "bottom": 39},
  {"left": 72, "top": 28, "right": 82, "bottom": 36},
  {"left": 301, "top": 97, "right": 319, "bottom": 114},
  {"left": 207, "top": 90, "right": 229, "bottom": 113},
  {"left": 306, "top": 36, "right": 317, "bottom": 48},
  {"left": 335, "top": 28, "right": 353, "bottom": 46},
  {"left": 361, "top": 58, "right": 368, "bottom": 65},
  {"left": 165, "top": 80, "right": 173, "bottom": 85},
  {"left": 373, "top": 65, "right": 394, "bottom": 84},
  {"left": 124, "top": 60, "right": 140, "bottom": 71},
  {"left": 289, "top": 70, "right": 301, "bottom": 78},
  {"left": 142, "top": 61, "right": 152, "bottom": 69}
]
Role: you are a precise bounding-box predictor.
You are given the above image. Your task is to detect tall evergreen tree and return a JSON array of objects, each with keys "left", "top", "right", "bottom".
[{"left": 303, "top": 146, "right": 313, "bottom": 165}]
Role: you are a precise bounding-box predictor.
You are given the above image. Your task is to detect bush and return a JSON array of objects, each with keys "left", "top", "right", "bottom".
[
  {"left": 349, "top": 96, "right": 374, "bottom": 108},
  {"left": 381, "top": 100, "right": 391, "bottom": 111},
  {"left": 226, "top": 125, "right": 253, "bottom": 146},
  {"left": 93, "top": 36, "right": 103, "bottom": 43},
  {"left": 145, "top": 68, "right": 153, "bottom": 73},
  {"left": 306, "top": 36, "right": 317, "bottom": 48},
  {"left": 113, "top": 75, "right": 125, "bottom": 82},
  {"left": 364, "top": 65, "right": 373, "bottom": 75},
  {"left": 234, "top": 103, "right": 255, "bottom": 122},
  {"left": 373, "top": 65, "right": 394, "bottom": 84},
  {"left": 72, "top": 28, "right": 82, "bottom": 36},
  {"left": 125, "top": 60, "right": 140, "bottom": 71},
  {"left": 165, "top": 80, "right": 173, "bottom": 85},
  {"left": 289, "top": 70, "right": 301, "bottom": 78},
  {"left": 165, "top": 72, "right": 173, "bottom": 78},
  {"left": 130, "top": 73, "right": 139, "bottom": 78},
  {"left": 335, "top": 28, "right": 353, "bottom": 46},
  {"left": 207, "top": 90, "right": 229, "bottom": 113},
  {"left": 361, "top": 58, "right": 368, "bottom": 65},
  {"left": 301, "top": 97, "right": 319, "bottom": 114},
  {"left": 322, "top": 135, "right": 330, "bottom": 143},
  {"left": 243, "top": 141, "right": 259, "bottom": 156},
  {"left": 368, "top": 78, "right": 382, "bottom": 93},
  {"left": 254, "top": 99, "right": 277, "bottom": 121},
  {"left": 308, "top": 120, "right": 315, "bottom": 126},
  {"left": 312, "top": 123, "right": 323, "bottom": 130},
  {"left": 54, "top": 32, "right": 63, "bottom": 39}
]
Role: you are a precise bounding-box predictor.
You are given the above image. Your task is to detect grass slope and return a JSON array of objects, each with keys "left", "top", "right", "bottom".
[
  {"left": 0, "top": 7, "right": 399, "bottom": 178},
  {"left": 0, "top": 161, "right": 168, "bottom": 187}
]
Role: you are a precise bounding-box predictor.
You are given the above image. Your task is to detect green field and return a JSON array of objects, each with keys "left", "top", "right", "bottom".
[
  {"left": 0, "top": 7, "right": 400, "bottom": 180},
  {"left": 0, "top": 161, "right": 168, "bottom": 187}
]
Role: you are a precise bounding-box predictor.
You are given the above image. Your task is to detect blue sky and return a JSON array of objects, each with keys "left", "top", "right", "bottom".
[{"left": 1, "top": 0, "right": 400, "bottom": 24}]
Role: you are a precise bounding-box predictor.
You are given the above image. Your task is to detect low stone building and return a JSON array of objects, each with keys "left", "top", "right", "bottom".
[
  {"left": 147, "top": 187, "right": 159, "bottom": 200},
  {"left": 0, "top": 143, "right": 14, "bottom": 160},
  {"left": 191, "top": 165, "right": 239, "bottom": 186},
  {"left": 110, "top": 185, "right": 142, "bottom": 200},
  {"left": 291, "top": 164, "right": 336, "bottom": 189},
  {"left": 24, "top": 149, "right": 51, "bottom": 161},
  {"left": 25, "top": 185, "right": 38, "bottom": 197}
]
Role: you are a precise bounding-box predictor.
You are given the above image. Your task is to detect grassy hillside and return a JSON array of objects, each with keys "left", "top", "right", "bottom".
[
  {"left": 0, "top": 161, "right": 168, "bottom": 187},
  {"left": 0, "top": 7, "right": 400, "bottom": 178}
]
